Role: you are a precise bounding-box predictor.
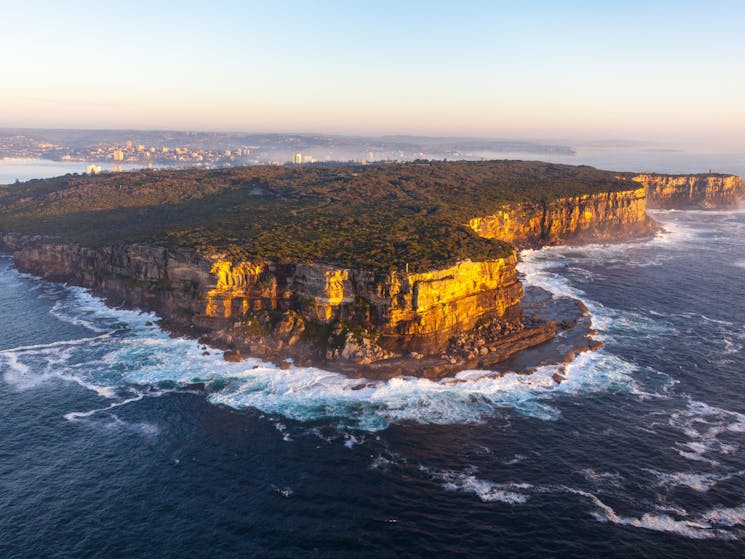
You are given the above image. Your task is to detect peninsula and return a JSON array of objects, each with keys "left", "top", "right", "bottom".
[{"left": 1, "top": 161, "right": 742, "bottom": 378}]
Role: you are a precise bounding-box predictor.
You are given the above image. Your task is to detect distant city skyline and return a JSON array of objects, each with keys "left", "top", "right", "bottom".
[{"left": 3, "top": 0, "right": 744, "bottom": 149}]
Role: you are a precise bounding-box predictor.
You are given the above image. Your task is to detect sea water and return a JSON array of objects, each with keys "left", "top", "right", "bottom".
[
  {"left": 1, "top": 209, "right": 745, "bottom": 557},
  {"left": 0, "top": 159, "right": 148, "bottom": 185}
]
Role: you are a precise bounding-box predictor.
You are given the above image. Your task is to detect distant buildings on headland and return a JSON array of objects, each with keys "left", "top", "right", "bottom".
[
  {"left": 2, "top": 135, "right": 262, "bottom": 170},
  {"left": 45, "top": 139, "right": 315, "bottom": 169},
  {"left": 0, "top": 130, "right": 577, "bottom": 172}
]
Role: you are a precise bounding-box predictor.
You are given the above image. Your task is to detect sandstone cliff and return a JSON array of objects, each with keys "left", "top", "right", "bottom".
[
  {"left": 203, "top": 253, "right": 524, "bottom": 354},
  {"left": 0, "top": 234, "right": 524, "bottom": 360},
  {"left": 468, "top": 187, "right": 654, "bottom": 248},
  {"left": 2, "top": 237, "right": 213, "bottom": 329},
  {"left": 633, "top": 174, "right": 745, "bottom": 209},
  {"left": 0, "top": 185, "right": 656, "bottom": 371}
]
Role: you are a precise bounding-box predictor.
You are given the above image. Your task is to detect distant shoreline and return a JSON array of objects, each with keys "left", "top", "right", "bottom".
[{"left": 0, "top": 159, "right": 150, "bottom": 185}]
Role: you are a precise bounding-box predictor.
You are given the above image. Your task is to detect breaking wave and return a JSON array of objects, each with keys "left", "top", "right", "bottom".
[
  {"left": 2, "top": 205, "right": 745, "bottom": 547},
  {"left": 0, "top": 261, "right": 642, "bottom": 431}
]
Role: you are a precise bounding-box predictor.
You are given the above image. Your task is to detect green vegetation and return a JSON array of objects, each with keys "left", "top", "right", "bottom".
[{"left": 0, "top": 160, "right": 637, "bottom": 272}]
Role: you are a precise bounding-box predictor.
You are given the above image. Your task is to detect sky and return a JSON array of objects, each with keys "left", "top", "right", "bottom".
[{"left": 1, "top": 0, "right": 744, "bottom": 147}]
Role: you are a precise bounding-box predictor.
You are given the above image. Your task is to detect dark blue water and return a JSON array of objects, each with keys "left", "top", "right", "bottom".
[{"left": 2, "top": 208, "right": 745, "bottom": 558}]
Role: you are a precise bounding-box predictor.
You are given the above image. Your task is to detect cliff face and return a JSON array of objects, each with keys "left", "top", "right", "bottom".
[
  {"left": 205, "top": 255, "right": 524, "bottom": 353},
  {"left": 468, "top": 187, "right": 653, "bottom": 248},
  {"left": 2, "top": 237, "right": 213, "bottom": 327},
  {"left": 0, "top": 233, "right": 522, "bottom": 356},
  {"left": 633, "top": 174, "right": 745, "bottom": 209},
  {"left": 0, "top": 185, "right": 655, "bottom": 366}
]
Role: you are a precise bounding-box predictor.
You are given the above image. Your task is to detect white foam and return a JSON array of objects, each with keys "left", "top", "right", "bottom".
[
  {"left": 580, "top": 469, "right": 624, "bottom": 487},
  {"left": 63, "top": 374, "right": 117, "bottom": 399},
  {"left": 647, "top": 470, "right": 738, "bottom": 493},
  {"left": 88, "top": 415, "right": 160, "bottom": 438},
  {"left": 655, "top": 504, "right": 689, "bottom": 517},
  {"left": 669, "top": 399, "right": 745, "bottom": 464},
  {"left": 369, "top": 451, "right": 406, "bottom": 471},
  {"left": 503, "top": 454, "right": 526, "bottom": 465},
  {"left": 646, "top": 214, "right": 701, "bottom": 246},
  {"left": 3, "top": 276, "right": 641, "bottom": 430},
  {"left": 64, "top": 392, "right": 146, "bottom": 421},
  {"left": 0, "top": 331, "right": 116, "bottom": 354},
  {"left": 204, "top": 346, "right": 641, "bottom": 430},
  {"left": 422, "top": 466, "right": 532, "bottom": 504},
  {"left": 273, "top": 421, "right": 293, "bottom": 442},
  {"left": 51, "top": 284, "right": 163, "bottom": 334},
  {"left": 418, "top": 476, "right": 745, "bottom": 540},
  {"left": 567, "top": 487, "right": 733, "bottom": 540},
  {"left": 679, "top": 312, "right": 736, "bottom": 327},
  {"left": 722, "top": 336, "right": 743, "bottom": 356},
  {"left": 519, "top": 209, "right": 710, "bottom": 287},
  {"left": 271, "top": 485, "right": 294, "bottom": 498},
  {"left": 50, "top": 300, "right": 109, "bottom": 333},
  {"left": 1, "top": 351, "right": 34, "bottom": 386},
  {"left": 703, "top": 505, "right": 745, "bottom": 527},
  {"left": 343, "top": 433, "right": 365, "bottom": 448},
  {"left": 518, "top": 246, "right": 671, "bottom": 340},
  {"left": 1, "top": 338, "right": 118, "bottom": 397}
]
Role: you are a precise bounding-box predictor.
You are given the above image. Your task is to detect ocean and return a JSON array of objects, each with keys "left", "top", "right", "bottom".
[
  {"left": 1, "top": 205, "right": 745, "bottom": 558},
  {"left": 0, "top": 159, "right": 152, "bottom": 185}
]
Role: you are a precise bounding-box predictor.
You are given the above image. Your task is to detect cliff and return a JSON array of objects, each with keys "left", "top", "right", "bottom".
[
  {"left": 468, "top": 187, "right": 654, "bottom": 248},
  {"left": 632, "top": 174, "right": 745, "bottom": 209},
  {"left": 0, "top": 161, "right": 666, "bottom": 376},
  {"left": 0, "top": 186, "right": 650, "bottom": 374},
  {"left": 204, "top": 253, "right": 524, "bottom": 354},
  {"left": 2, "top": 237, "right": 213, "bottom": 328},
  {"left": 0, "top": 234, "right": 528, "bottom": 367}
]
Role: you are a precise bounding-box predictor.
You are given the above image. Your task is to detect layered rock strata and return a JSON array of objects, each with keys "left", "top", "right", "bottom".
[
  {"left": 633, "top": 174, "right": 745, "bottom": 209},
  {"left": 0, "top": 234, "right": 528, "bottom": 367},
  {"left": 0, "top": 185, "right": 658, "bottom": 374},
  {"left": 468, "top": 187, "right": 655, "bottom": 248}
]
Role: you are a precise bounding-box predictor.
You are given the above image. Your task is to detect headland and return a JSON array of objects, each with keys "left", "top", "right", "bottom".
[{"left": 1, "top": 161, "right": 741, "bottom": 378}]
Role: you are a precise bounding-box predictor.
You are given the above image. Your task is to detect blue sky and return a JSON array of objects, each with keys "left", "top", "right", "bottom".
[{"left": 2, "top": 0, "right": 744, "bottom": 146}]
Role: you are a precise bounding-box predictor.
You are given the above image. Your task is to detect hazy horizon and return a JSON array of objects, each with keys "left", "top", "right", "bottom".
[{"left": 3, "top": 1, "right": 744, "bottom": 150}]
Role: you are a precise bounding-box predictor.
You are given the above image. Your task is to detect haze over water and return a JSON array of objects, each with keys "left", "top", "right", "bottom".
[
  {"left": 2, "top": 142, "right": 743, "bottom": 186},
  {"left": 0, "top": 159, "right": 146, "bottom": 185}
]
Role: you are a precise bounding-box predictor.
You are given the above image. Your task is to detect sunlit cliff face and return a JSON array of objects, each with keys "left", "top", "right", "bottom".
[
  {"left": 203, "top": 256, "right": 521, "bottom": 336},
  {"left": 468, "top": 188, "right": 649, "bottom": 248},
  {"left": 200, "top": 185, "right": 655, "bottom": 353},
  {"left": 633, "top": 175, "right": 745, "bottom": 209},
  {"left": 5, "top": 174, "right": 733, "bottom": 360}
]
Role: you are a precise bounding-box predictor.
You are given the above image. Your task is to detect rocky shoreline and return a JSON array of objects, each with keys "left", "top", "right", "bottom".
[
  {"left": 2, "top": 171, "right": 741, "bottom": 381},
  {"left": 0, "top": 208, "right": 661, "bottom": 382},
  {"left": 70, "top": 273, "right": 585, "bottom": 382},
  {"left": 0, "top": 236, "right": 600, "bottom": 383}
]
